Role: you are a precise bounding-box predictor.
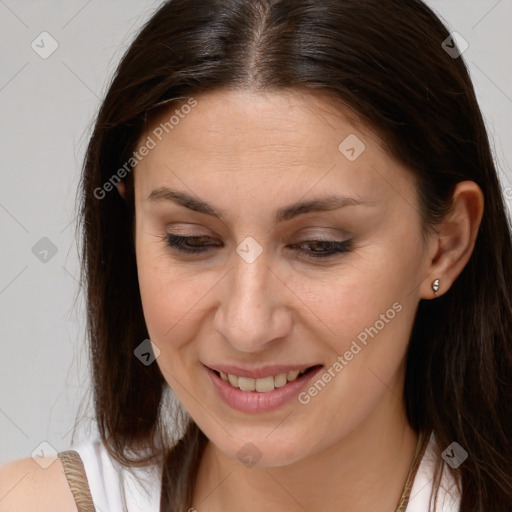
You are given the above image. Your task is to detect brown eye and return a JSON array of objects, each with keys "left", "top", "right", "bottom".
[
  {"left": 290, "top": 239, "right": 353, "bottom": 259},
  {"left": 165, "top": 235, "right": 219, "bottom": 254}
]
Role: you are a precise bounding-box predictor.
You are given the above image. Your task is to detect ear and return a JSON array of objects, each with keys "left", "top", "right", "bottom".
[
  {"left": 116, "top": 180, "right": 126, "bottom": 200},
  {"left": 419, "top": 180, "right": 484, "bottom": 299}
]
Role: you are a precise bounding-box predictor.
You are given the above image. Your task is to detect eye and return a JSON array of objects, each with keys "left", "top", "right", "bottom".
[
  {"left": 162, "top": 234, "right": 353, "bottom": 259},
  {"left": 164, "top": 234, "right": 220, "bottom": 254},
  {"left": 290, "top": 239, "right": 353, "bottom": 258}
]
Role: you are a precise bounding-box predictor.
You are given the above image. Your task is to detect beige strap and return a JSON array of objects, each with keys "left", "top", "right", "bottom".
[{"left": 58, "top": 450, "right": 97, "bottom": 512}]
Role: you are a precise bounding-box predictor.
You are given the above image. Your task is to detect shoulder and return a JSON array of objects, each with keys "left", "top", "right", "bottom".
[{"left": 0, "top": 456, "right": 77, "bottom": 512}]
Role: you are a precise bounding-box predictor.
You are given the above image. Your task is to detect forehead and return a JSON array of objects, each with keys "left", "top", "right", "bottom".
[
  {"left": 133, "top": 88, "right": 416, "bottom": 212},
  {"left": 141, "top": 88, "right": 373, "bottom": 157}
]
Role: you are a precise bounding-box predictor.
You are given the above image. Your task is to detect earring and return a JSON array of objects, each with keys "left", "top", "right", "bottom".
[{"left": 432, "top": 279, "right": 440, "bottom": 296}]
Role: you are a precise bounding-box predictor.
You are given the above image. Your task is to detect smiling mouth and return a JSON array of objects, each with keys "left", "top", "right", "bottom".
[{"left": 212, "top": 365, "right": 322, "bottom": 393}]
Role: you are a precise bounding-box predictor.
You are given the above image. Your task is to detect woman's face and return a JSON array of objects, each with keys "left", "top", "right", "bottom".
[{"left": 133, "top": 88, "right": 434, "bottom": 466}]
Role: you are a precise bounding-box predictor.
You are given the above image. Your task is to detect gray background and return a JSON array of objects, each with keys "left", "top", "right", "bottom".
[{"left": 0, "top": 0, "right": 511, "bottom": 463}]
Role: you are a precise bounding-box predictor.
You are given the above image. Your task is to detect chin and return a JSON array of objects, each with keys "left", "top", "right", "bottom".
[{"left": 213, "top": 434, "right": 310, "bottom": 469}]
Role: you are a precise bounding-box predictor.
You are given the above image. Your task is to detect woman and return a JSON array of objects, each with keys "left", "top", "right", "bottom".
[{"left": 1, "top": 0, "right": 511, "bottom": 511}]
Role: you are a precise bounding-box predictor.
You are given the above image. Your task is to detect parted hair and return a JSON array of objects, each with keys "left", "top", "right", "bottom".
[{"left": 77, "top": 1, "right": 512, "bottom": 510}]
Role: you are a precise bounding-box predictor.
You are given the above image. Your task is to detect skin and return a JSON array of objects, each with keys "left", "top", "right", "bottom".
[
  {"left": 127, "top": 88, "right": 483, "bottom": 511},
  {"left": 0, "top": 456, "right": 76, "bottom": 510},
  {"left": 0, "top": 88, "right": 483, "bottom": 512}
]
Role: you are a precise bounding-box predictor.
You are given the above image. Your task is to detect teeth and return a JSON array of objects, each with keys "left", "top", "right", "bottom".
[
  {"left": 274, "top": 373, "right": 288, "bottom": 388},
  {"left": 255, "top": 376, "right": 276, "bottom": 392},
  {"left": 227, "top": 373, "right": 238, "bottom": 387},
  {"left": 238, "top": 376, "right": 256, "bottom": 392},
  {"left": 287, "top": 370, "right": 300, "bottom": 381},
  {"left": 218, "top": 367, "right": 311, "bottom": 393}
]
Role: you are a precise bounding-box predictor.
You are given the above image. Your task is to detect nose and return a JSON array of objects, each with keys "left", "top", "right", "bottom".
[{"left": 213, "top": 245, "right": 293, "bottom": 353}]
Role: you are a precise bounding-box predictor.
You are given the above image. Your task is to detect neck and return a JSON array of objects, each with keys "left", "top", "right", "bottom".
[{"left": 191, "top": 378, "right": 419, "bottom": 512}]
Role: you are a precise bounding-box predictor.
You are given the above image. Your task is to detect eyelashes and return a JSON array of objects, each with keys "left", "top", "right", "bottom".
[{"left": 162, "top": 234, "right": 353, "bottom": 259}]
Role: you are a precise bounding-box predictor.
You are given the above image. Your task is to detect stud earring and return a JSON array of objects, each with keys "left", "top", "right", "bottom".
[{"left": 432, "top": 278, "right": 440, "bottom": 296}]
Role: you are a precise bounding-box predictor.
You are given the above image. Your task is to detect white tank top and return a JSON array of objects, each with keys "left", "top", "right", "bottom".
[
  {"left": 72, "top": 439, "right": 162, "bottom": 512},
  {"left": 71, "top": 432, "right": 461, "bottom": 511}
]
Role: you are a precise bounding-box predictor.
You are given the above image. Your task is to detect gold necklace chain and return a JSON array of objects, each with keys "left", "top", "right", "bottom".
[
  {"left": 189, "top": 430, "right": 429, "bottom": 512},
  {"left": 395, "top": 430, "right": 429, "bottom": 512}
]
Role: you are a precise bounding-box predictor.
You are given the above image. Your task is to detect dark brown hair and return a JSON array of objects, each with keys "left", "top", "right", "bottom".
[{"left": 77, "top": 1, "right": 512, "bottom": 510}]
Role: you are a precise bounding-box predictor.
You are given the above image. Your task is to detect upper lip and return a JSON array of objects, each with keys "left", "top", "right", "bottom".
[{"left": 204, "top": 363, "right": 322, "bottom": 379}]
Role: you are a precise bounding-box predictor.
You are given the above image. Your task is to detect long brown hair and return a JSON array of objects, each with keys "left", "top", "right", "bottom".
[{"left": 76, "top": 1, "right": 512, "bottom": 510}]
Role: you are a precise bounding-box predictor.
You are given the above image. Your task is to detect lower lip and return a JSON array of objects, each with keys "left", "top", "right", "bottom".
[{"left": 205, "top": 365, "right": 324, "bottom": 413}]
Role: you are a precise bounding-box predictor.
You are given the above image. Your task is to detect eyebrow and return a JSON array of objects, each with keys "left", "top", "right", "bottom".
[{"left": 145, "top": 187, "right": 373, "bottom": 223}]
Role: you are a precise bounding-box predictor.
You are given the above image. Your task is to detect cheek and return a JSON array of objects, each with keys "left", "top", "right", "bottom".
[
  {"left": 135, "top": 239, "right": 224, "bottom": 376},
  {"left": 295, "top": 277, "right": 417, "bottom": 434},
  {"left": 303, "top": 279, "right": 414, "bottom": 376},
  {"left": 300, "top": 250, "right": 417, "bottom": 341},
  {"left": 135, "top": 239, "right": 196, "bottom": 345},
  {"left": 302, "top": 234, "right": 422, "bottom": 377}
]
